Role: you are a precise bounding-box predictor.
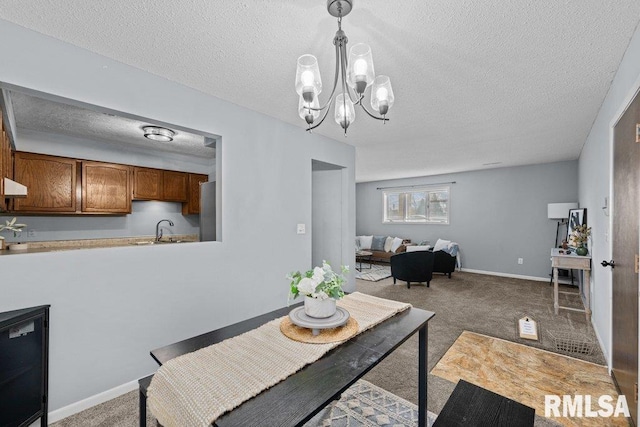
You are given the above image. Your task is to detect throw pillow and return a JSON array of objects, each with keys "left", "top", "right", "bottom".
[
  {"left": 433, "top": 238, "right": 451, "bottom": 252},
  {"left": 384, "top": 236, "right": 394, "bottom": 252},
  {"left": 355, "top": 236, "right": 361, "bottom": 251},
  {"left": 406, "top": 245, "right": 431, "bottom": 252},
  {"left": 390, "top": 237, "right": 403, "bottom": 252},
  {"left": 371, "top": 235, "right": 386, "bottom": 251},
  {"left": 359, "top": 235, "right": 373, "bottom": 250}
]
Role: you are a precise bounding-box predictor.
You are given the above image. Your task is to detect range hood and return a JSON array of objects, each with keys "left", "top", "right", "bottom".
[{"left": 3, "top": 177, "right": 27, "bottom": 197}]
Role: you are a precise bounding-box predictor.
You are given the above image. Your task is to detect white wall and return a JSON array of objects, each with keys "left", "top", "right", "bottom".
[
  {"left": 579, "top": 23, "right": 640, "bottom": 366},
  {"left": 0, "top": 19, "right": 355, "bottom": 413}
]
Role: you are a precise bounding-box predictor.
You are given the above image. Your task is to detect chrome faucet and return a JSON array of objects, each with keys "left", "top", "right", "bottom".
[{"left": 156, "top": 219, "right": 174, "bottom": 241}]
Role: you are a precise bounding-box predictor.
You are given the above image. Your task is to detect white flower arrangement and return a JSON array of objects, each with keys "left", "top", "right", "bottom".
[
  {"left": 287, "top": 261, "right": 348, "bottom": 302},
  {"left": 0, "top": 217, "right": 27, "bottom": 240}
]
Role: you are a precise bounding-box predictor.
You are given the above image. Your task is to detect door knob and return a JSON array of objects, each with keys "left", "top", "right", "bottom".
[{"left": 601, "top": 260, "right": 615, "bottom": 268}]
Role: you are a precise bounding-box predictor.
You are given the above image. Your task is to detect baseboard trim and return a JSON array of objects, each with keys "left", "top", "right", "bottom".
[
  {"left": 591, "top": 320, "right": 610, "bottom": 371},
  {"left": 48, "top": 377, "right": 146, "bottom": 423},
  {"left": 459, "top": 268, "right": 548, "bottom": 282}
]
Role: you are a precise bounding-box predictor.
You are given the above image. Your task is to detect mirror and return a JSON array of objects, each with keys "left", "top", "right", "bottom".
[{"left": 0, "top": 83, "right": 220, "bottom": 250}]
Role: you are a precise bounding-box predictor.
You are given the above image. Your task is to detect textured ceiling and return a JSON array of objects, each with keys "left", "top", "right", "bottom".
[
  {"left": 10, "top": 91, "right": 215, "bottom": 159},
  {"left": 1, "top": 1, "right": 638, "bottom": 182}
]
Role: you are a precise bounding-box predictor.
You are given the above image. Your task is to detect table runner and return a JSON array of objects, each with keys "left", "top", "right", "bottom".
[{"left": 147, "top": 292, "right": 411, "bottom": 427}]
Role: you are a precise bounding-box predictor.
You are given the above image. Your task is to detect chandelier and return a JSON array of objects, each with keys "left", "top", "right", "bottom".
[{"left": 295, "top": 0, "right": 394, "bottom": 135}]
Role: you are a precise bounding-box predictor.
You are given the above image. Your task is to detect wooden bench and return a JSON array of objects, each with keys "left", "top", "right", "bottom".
[{"left": 433, "top": 380, "right": 535, "bottom": 426}]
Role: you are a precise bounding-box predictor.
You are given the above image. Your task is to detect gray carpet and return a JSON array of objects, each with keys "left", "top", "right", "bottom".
[
  {"left": 53, "top": 271, "right": 599, "bottom": 426},
  {"left": 358, "top": 270, "right": 602, "bottom": 427}
]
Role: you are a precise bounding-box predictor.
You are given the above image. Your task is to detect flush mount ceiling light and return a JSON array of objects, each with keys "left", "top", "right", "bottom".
[
  {"left": 295, "top": 0, "right": 394, "bottom": 136},
  {"left": 142, "top": 126, "right": 175, "bottom": 142}
]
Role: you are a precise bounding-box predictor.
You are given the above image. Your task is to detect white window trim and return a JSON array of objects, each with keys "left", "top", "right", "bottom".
[{"left": 382, "top": 185, "right": 450, "bottom": 225}]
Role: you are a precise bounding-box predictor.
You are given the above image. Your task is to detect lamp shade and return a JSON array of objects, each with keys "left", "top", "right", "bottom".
[
  {"left": 371, "top": 75, "right": 394, "bottom": 115},
  {"left": 347, "top": 43, "right": 375, "bottom": 93},
  {"left": 547, "top": 203, "right": 578, "bottom": 219},
  {"left": 295, "top": 54, "right": 322, "bottom": 97},
  {"left": 334, "top": 93, "right": 355, "bottom": 130}
]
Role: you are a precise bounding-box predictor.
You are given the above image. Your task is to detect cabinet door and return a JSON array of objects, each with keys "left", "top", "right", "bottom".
[
  {"left": 82, "top": 162, "right": 131, "bottom": 213},
  {"left": 162, "top": 171, "right": 188, "bottom": 202},
  {"left": 182, "top": 173, "right": 209, "bottom": 214},
  {"left": 13, "top": 152, "right": 77, "bottom": 212},
  {"left": 132, "top": 167, "right": 162, "bottom": 200}
]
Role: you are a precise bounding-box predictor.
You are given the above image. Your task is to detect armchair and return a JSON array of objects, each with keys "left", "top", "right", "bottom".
[
  {"left": 390, "top": 251, "right": 435, "bottom": 289},
  {"left": 433, "top": 250, "right": 457, "bottom": 278}
]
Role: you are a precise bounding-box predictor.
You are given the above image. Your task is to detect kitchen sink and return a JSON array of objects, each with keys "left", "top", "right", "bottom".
[{"left": 132, "top": 240, "right": 186, "bottom": 245}]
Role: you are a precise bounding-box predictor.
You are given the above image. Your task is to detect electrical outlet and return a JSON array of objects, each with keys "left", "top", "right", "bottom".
[
  {"left": 518, "top": 258, "right": 523, "bottom": 265},
  {"left": 296, "top": 224, "right": 306, "bottom": 234},
  {"left": 28, "top": 229, "right": 36, "bottom": 238}
]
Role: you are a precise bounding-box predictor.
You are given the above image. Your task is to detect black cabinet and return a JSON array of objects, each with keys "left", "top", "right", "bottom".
[{"left": 0, "top": 305, "right": 50, "bottom": 427}]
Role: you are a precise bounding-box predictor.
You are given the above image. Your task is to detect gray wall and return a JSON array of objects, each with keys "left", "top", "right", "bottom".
[
  {"left": 312, "top": 167, "right": 343, "bottom": 269},
  {"left": 0, "top": 201, "right": 199, "bottom": 243},
  {"left": 0, "top": 19, "right": 356, "bottom": 415},
  {"left": 357, "top": 160, "right": 578, "bottom": 278},
  {"left": 578, "top": 22, "right": 640, "bottom": 366}
]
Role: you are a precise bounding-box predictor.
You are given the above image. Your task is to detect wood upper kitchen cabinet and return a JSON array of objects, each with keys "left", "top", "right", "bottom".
[
  {"left": 132, "top": 167, "right": 187, "bottom": 202},
  {"left": 82, "top": 161, "right": 131, "bottom": 213},
  {"left": 13, "top": 152, "right": 77, "bottom": 212},
  {"left": 132, "top": 167, "right": 162, "bottom": 200},
  {"left": 162, "top": 170, "right": 188, "bottom": 202},
  {"left": 182, "top": 173, "right": 209, "bottom": 214},
  {"left": 0, "top": 112, "right": 14, "bottom": 212}
]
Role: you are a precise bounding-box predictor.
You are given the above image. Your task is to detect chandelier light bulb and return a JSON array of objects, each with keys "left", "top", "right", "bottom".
[
  {"left": 334, "top": 93, "right": 355, "bottom": 133},
  {"left": 371, "top": 75, "right": 394, "bottom": 116},
  {"left": 301, "top": 70, "right": 315, "bottom": 88},
  {"left": 354, "top": 59, "right": 368, "bottom": 77},
  {"left": 376, "top": 87, "right": 389, "bottom": 101}
]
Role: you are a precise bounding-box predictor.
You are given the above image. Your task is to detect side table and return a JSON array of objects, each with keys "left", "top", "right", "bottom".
[{"left": 355, "top": 250, "right": 373, "bottom": 271}]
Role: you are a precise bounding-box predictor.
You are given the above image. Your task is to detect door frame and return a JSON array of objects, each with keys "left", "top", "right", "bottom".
[{"left": 608, "top": 72, "right": 640, "bottom": 419}]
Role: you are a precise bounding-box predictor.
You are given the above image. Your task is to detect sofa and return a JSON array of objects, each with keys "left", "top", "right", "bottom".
[{"left": 356, "top": 235, "right": 411, "bottom": 263}]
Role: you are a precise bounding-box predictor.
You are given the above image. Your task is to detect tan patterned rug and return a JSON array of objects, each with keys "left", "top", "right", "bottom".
[
  {"left": 305, "top": 380, "right": 437, "bottom": 427},
  {"left": 430, "top": 331, "right": 628, "bottom": 427},
  {"left": 355, "top": 264, "right": 392, "bottom": 282}
]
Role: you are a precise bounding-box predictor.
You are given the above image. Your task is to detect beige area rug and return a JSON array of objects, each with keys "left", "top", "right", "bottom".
[
  {"left": 355, "top": 264, "right": 392, "bottom": 282},
  {"left": 430, "top": 331, "right": 628, "bottom": 427}
]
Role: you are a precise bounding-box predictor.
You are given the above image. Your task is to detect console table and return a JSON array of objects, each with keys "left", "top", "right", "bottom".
[
  {"left": 140, "top": 303, "right": 435, "bottom": 427},
  {"left": 551, "top": 248, "right": 592, "bottom": 321}
]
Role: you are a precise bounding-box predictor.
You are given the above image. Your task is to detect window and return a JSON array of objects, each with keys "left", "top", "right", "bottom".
[{"left": 383, "top": 186, "right": 450, "bottom": 224}]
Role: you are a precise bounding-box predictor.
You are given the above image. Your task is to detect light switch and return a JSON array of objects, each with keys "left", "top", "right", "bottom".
[{"left": 297, "top": 224, "right": 306, "bottom": 234}]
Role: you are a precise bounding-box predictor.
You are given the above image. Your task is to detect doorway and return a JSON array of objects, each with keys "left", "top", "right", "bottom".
[
  {"left": 611, "top": 88, "right": 639, "bottom": 424},
  {"left": 311, "top": 160, "right": 344, "bottom": 270}
]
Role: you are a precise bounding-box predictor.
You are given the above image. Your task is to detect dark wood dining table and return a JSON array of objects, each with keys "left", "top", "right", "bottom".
[{"left": 139, "top": 302, "right": 435, "bottom": 427}]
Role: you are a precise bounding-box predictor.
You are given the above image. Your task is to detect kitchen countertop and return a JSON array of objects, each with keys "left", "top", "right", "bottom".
[{"left": 0, "top": 234, "right": 199, "bottom": 255}]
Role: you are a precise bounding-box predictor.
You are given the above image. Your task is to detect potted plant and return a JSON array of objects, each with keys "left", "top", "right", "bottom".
[
  {"left": 287, "top": 261, "right": 348, "bottom": 318},
  {"left": 0, "top": 217, "right": 27, "bottom": 251},
  {"left": 570, "top": 224, "right": 591, "bottom": 256}
]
